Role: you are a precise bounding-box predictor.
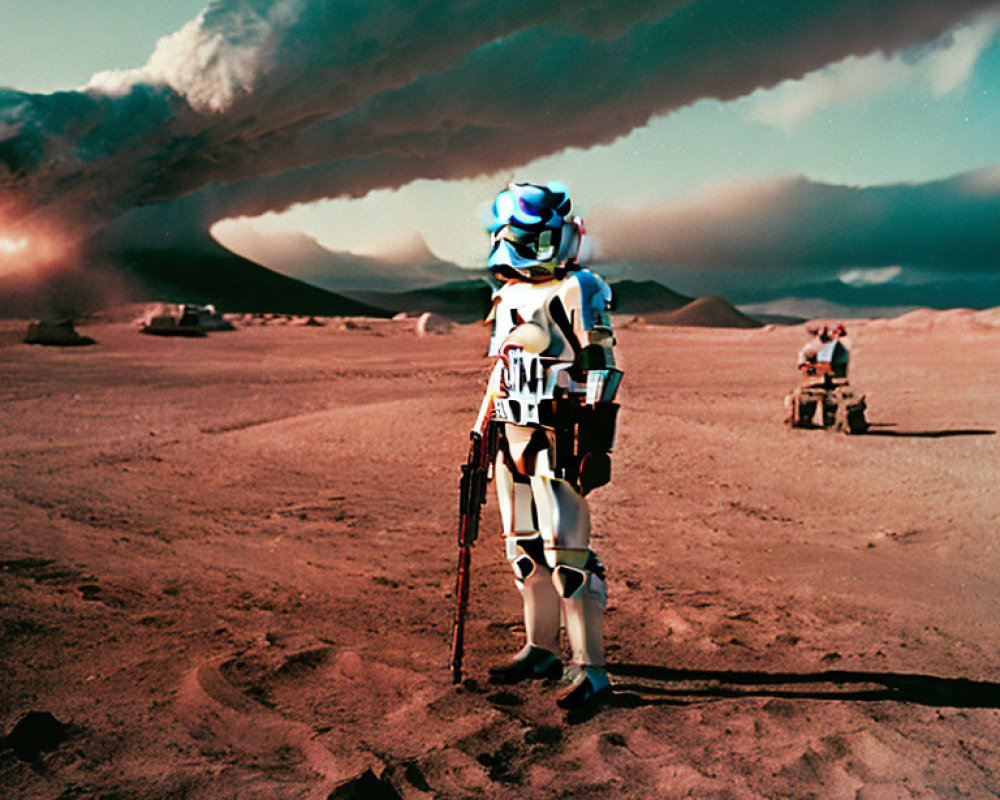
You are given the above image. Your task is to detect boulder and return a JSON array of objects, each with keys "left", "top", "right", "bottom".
[
  {"left": 24, "top": 320, "right": 95, "bottom": 347},
  {"left": 415, "top": 312, "right": 453, "bottom": 336}
]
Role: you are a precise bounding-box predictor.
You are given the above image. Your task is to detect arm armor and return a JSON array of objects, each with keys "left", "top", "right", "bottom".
[{"left": 547, "top": 270, "right": 621, "bottom": 494}]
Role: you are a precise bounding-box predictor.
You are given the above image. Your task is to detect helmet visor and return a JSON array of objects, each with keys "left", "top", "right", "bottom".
[{"left": 491, "top": 225, "right": 559, "bottom": 263}]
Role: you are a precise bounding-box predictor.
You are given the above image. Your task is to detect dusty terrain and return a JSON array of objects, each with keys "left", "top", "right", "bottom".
[{"left": 1, "top": 310, "right": 999, "bottom": 799}]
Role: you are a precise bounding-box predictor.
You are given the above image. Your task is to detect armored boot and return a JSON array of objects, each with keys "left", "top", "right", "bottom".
[
  {"left": 489, "top": 535, "right": 563, "bottom": 684},
  {"left": 552, "top": 555, "right": 611, "bottom": 709}
]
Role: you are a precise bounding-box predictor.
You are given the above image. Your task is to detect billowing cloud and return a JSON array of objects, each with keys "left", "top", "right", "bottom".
[
  {"left": 596, "top": 168, "right": 1000, "bottom": 272},
  {"left": 591, "top": 167, "right": 1000, "bottom": 307},
  {"left": 2, "top": 0, "right": 999, "bottom": 255},
  {"left": 745, "top": 9, "right": 1000, "bottom": 131},
  {"left": 86, "top": 3, "right": 298, "bottom": 113}
]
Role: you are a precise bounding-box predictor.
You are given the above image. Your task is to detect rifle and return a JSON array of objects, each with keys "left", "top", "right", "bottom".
[{"left": 449, "top": 395, "right": 497, "bottom": 684}]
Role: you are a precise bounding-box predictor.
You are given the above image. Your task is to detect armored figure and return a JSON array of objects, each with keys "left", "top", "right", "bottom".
[
  {"left": 475, "top": 182, "right": 621, "bottom": 709},
  {"left": 786, "top": 323, "right": 867, "bottom": 433},
  {"left": 796, "top": 324, "right": 848, "bottom": 387}
]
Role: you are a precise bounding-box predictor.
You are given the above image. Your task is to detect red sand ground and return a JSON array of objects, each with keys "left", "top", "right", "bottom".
[{"left": 1, "top": 312, "right": 999, "bottom": 799}]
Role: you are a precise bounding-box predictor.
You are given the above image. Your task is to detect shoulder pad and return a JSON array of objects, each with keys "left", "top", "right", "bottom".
[{"left": 570, "top": 269, "right": 612, "bottom": 330}]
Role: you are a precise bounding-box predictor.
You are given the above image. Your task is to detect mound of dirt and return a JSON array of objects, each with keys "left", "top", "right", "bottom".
[{"left": 643, "top": 295, "right": 763, "bottom": 328}]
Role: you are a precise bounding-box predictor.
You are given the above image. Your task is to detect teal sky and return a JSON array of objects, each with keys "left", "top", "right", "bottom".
[{"left": 0, "top": 2, "right": 207, "bottom": 93}]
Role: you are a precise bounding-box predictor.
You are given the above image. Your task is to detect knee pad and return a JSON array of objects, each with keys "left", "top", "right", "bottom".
[
  {"left": 552, "top": 552, "right": 606, "bottom": 600},
  {"left": 507, "top": 534, "right": 547, "bottom": 582}
]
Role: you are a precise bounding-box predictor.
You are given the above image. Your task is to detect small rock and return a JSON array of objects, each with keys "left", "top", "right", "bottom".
[{"left": 327, "top": 768, "right": 403, "bottom": 800}]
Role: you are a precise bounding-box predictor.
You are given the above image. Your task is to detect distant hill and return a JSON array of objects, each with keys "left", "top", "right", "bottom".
[
  {"left": 346, "top": 279, "right": 494, "bottom": 323},
  {"left": 609, "top": 280, "right": 692, "bottom": 314},
  {"left": 106, "top": 240, "right": 390, "bottom": 317},
  {"left": 212, "top": 228, "right": 474, "bottom": 292},
  {"left": 741, "top": 308, "right": 808, "bottom": 326},
  {"left": 643, "top": 296, "right": 763, "bottom": 328}
]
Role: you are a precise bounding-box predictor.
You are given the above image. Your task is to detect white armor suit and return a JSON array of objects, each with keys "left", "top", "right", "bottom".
[{"left": 475, "top": 182, "right": 622, "bottom": 710}]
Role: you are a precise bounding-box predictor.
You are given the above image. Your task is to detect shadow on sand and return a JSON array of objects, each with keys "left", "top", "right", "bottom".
[
  {"left": 605, "top": 664, "right": 1000, "bottom": 710},
  {"left": 864, "top": 423, "right": 995, "bottom": 439}
]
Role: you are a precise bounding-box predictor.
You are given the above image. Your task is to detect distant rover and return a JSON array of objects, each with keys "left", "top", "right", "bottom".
[
  {"left": 140, "top": 303, "right": 234, "bottom": 337},
  {"left": 784, "top": 323, "right": 868, "bottom": 434}
]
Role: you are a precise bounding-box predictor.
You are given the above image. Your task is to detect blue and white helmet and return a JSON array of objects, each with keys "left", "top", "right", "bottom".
[{"left": 487, "top": 181, "right": 583, "bottom": 280}]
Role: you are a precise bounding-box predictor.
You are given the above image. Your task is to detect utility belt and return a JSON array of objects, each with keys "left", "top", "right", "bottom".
[{"left": 497, "top": 394, "right": 619, "bottom": 495}]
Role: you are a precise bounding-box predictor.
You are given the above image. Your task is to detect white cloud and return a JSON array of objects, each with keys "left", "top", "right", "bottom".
[
  {"left": 745, "top": 9, "right": 1000, "bottom": 132},
  {"left": 838, "top": 266, "right": 903, "bottom": 287},
  {"left": 922, "top": 10, "right": 1000, "bottom": 95},
  {"left": 87, "top": 1, "right": 303, "bottom": 112}
]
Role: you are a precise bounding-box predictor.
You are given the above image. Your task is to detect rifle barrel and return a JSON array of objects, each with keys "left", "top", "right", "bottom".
[
  {"left": 449, "top": 419, "right": 496, "bottom": 684},
  {"left": 450, "top": 542, "right": 472, "bottom": 683}
]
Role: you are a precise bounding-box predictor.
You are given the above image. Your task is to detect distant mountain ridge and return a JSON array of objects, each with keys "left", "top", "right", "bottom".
[
  {"left": 597, "top": 260, "right": 1000, "bottom": 316},
  {"left": 104, "top": 238, "right": 389, "bottom": 317},
  {"left": 205, "top": 229, "right": 774, "bottom": 327},
  {"left": 345, "top": 279, "right": 493, "bottom": 323},
  {"left": 347, "top": 276, "right": 766, "bottom": 328},
  {"left": 609, "top": 279, "right": 692, "bottom": 314},
  {"left": 0, "top": 231, "right": 390, "bottom": 319},
  {"left": 212, "top": 228, "right": 474, "bottom": 292}
]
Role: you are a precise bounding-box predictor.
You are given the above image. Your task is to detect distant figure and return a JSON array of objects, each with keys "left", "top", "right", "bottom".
[
  {"left": 786, "top": 322, "right": 867, "bottom": 433},
  {"left": 796, "top": 325, "right": 849, "bottom": 389},
  {"left": 473, "top": 182, "right": 622, "bottom": 710}
]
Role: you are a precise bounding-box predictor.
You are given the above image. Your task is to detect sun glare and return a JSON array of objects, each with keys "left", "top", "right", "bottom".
[
  {"left": 0, "top": 221, "right": 73, "bottom": 279},
  {"left": 0, "top": 236, "right": 29, "bottom": 255},
  {"left": 0, "top": 232, "right": 38, "bottom": 278}
]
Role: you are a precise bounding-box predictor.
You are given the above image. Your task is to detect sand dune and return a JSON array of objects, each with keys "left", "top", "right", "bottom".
[
  {"left": 872, "top": 306, "right": 1000, "bottom": 331},
  {"left": 1, "top": 311, "right": 999, "bottom": 798}
]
